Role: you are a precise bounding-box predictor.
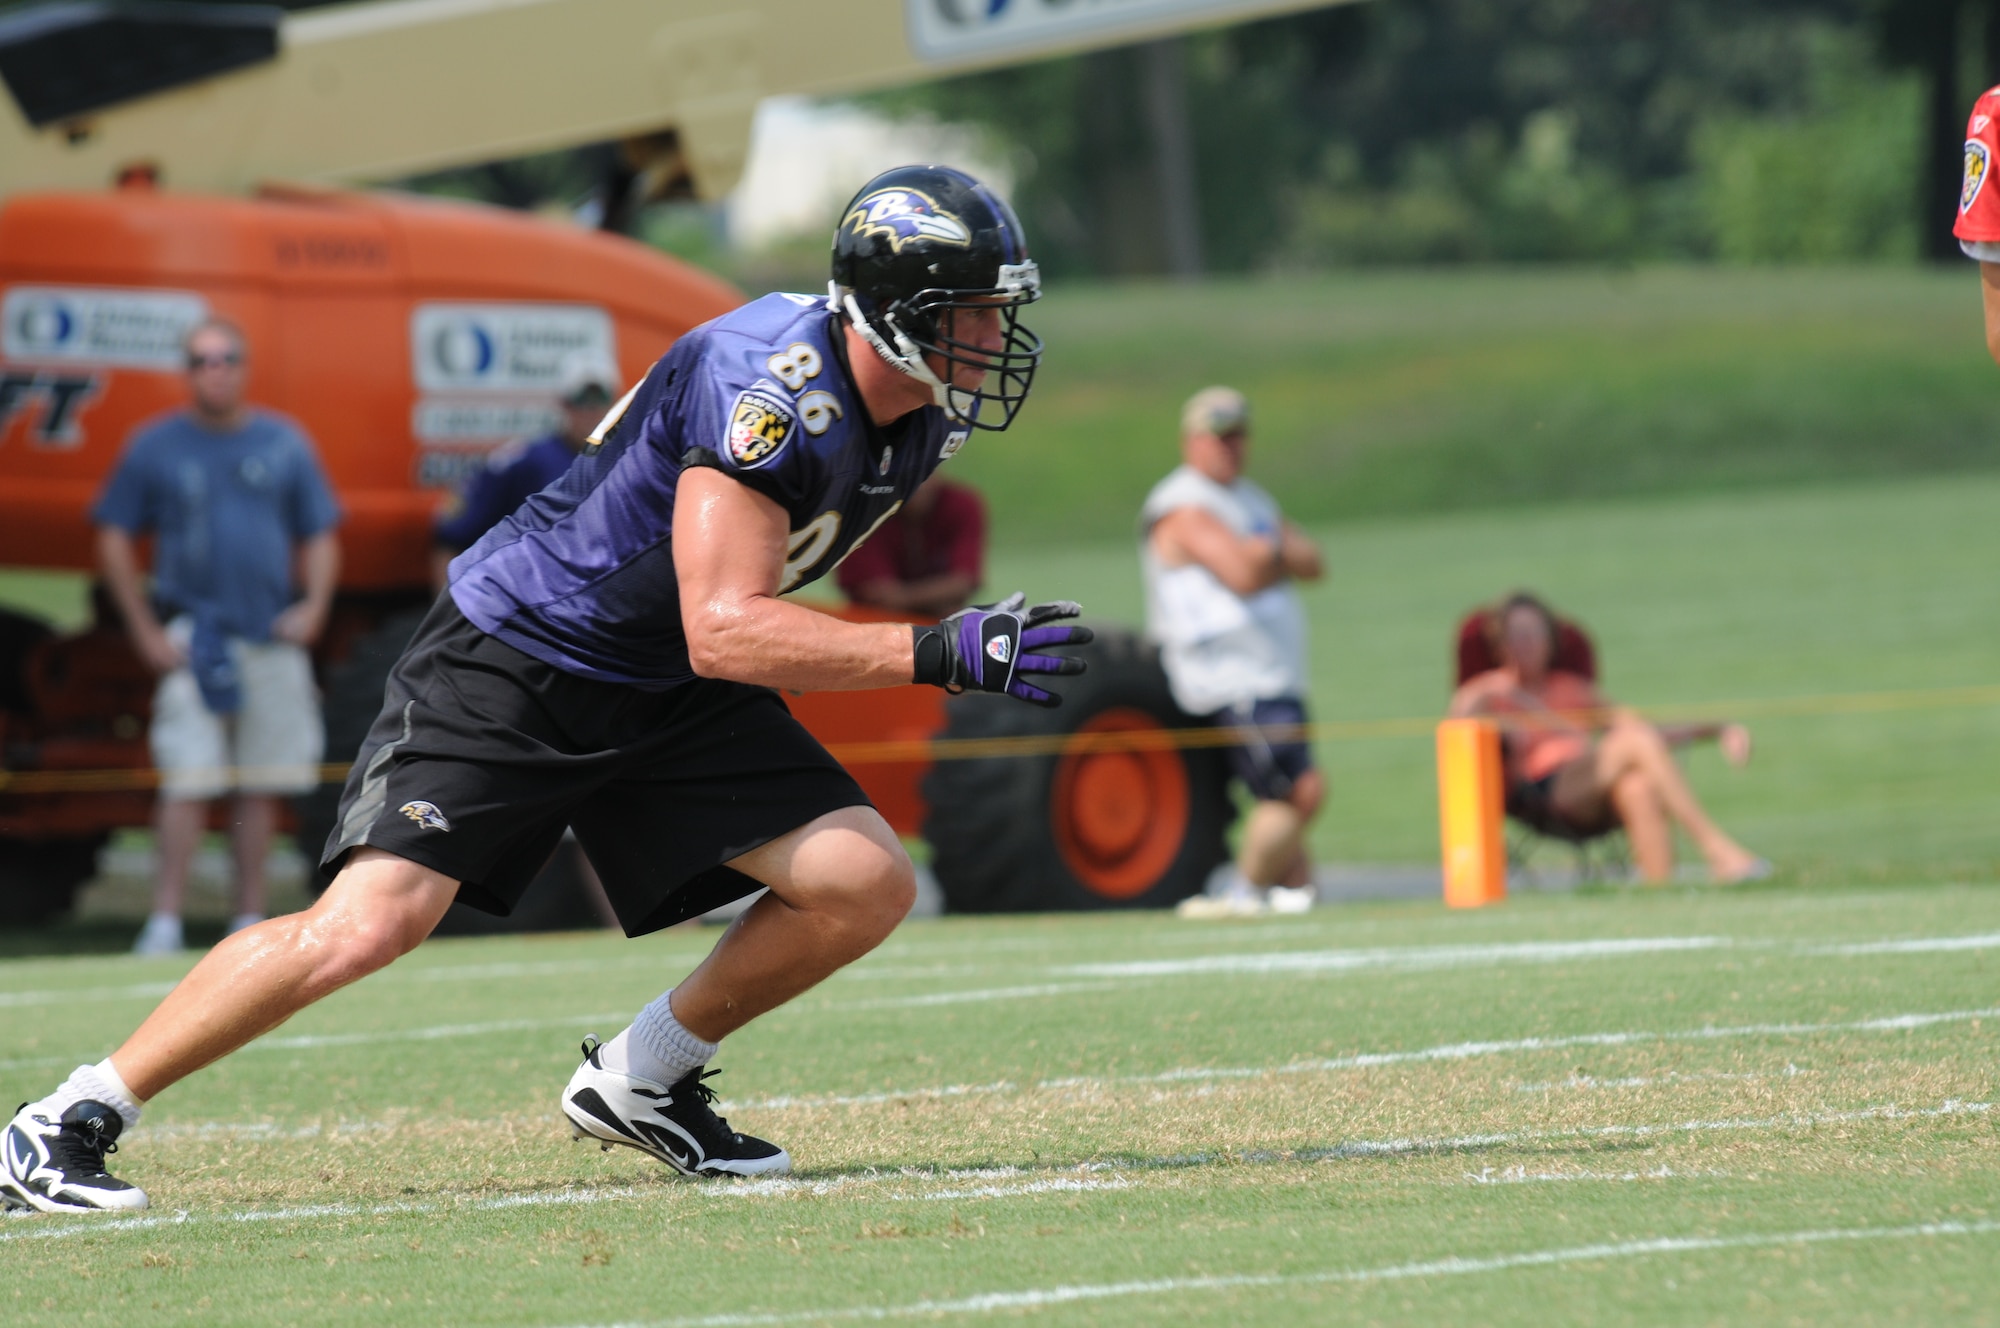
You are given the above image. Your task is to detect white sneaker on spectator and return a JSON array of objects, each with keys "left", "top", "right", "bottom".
[
  {"left": 1175, "top": 878, "right": 1268, "bottom": 919},
  {"left": 1266, "top": 884, "right": 1315, "bottom": 914},
  {"left": 226, "top": 912, "right": 264, "bottom": 936},
  {"left": 131, "top": 913, "right": 183, "bottom": 956}
]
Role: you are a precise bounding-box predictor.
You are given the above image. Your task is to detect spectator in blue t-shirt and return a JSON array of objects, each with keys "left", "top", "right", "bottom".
[
  {"left": 430, "top": 356, "right": 621, "bottom": 589},
  {"left": 94, "top": 318, "right": 341, "bottom": 955}
]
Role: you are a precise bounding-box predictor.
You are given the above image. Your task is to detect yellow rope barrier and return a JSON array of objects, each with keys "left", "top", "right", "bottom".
[{"left": 2, "top": 680, "right": 1997, "bottom": 795}]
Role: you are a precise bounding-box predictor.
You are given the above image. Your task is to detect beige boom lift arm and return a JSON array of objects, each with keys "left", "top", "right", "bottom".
[{"left": 0, "top": 0, "right": 1354, "bottom": 201}]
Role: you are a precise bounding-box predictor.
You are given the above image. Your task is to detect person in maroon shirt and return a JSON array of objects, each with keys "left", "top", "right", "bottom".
[{"left": 836, "top": 475, "right": 985, "bottom": 617}]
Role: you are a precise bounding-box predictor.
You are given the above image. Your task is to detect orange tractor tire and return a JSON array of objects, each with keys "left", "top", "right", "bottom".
[{"left": 922, "top": 627, "right": 1233, "bottom": 913}]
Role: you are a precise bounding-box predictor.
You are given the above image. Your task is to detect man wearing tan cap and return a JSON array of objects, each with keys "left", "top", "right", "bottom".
[{"left": 1141, "top": 387, "right": 1325, "bottom": 916}]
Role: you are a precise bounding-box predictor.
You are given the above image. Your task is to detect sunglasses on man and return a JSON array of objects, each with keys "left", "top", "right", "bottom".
[{"left": 187, "top": 351, "right": 243, "bottom": 371}]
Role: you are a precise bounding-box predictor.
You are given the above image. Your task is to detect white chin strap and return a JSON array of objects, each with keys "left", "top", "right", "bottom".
[{"left": 838, "top": 288, "right": 974, "bottom": 422}]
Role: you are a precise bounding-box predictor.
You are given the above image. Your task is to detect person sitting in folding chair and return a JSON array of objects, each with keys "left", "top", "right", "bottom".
[{"left": 1447, "top": 592, "right": 1769, "bottom": 885}]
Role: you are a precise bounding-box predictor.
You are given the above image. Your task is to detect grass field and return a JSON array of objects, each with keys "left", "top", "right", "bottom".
[
  {"left": 6, "top": 883, "right": 2000, "bottom": 1324},
  {"left": 11, "top": 470, "right": 2000, "bottom": 904},
  {"left": 4, "top": 266, "right": 2000, "bottom": 1320},
  {"left": 981, "top": 470, "right": 2000, "bottom": 875}
]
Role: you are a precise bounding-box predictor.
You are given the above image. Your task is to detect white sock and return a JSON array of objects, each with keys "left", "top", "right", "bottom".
[
  {"left": 34, "top": 1060, "right": 144, "bottom": 1130},
  {"left": 600, "top": 989, "right": 717, "bottom": 1087}
]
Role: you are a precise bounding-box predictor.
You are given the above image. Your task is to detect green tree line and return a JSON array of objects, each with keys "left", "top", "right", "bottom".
[{"left": 863, "top": 0, "right": 2000, "bottom": 275}]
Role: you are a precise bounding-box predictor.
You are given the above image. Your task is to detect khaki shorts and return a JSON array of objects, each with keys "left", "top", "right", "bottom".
[{"left": 151, "top": 621, "right": 325, "bottom": 801}]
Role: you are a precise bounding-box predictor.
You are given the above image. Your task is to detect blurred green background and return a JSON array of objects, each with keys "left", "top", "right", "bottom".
[{"left": 866, "top": 270, "right": 1996, "bottom": 877}]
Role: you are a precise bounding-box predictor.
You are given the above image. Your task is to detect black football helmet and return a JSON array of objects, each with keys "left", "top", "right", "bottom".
[{"left": 830, "top": 164, "right": 1041, "bottom": 431}]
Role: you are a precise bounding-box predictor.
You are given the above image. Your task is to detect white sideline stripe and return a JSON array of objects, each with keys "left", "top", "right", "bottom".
[
  {"left": 0, "top": 1185, "right": 647, "bottom": 1244},
  {"left": 1804, "top": 932, "right": 2000, "bottom": 955},
  {"left": 1513, "top": 1066, "right": 1800, "bottom": 1094},
  {"left": 897, "top": 1178, "right": 1128, "bottom": 1202},
  {"left": 736, "top": 1082, "right": 1015, "bottom": 1111},
  {"left": 134, "top": 1119, "right": 402, "bottom": 1142},
  {"left": 9, "top": 927, "right": 2000, "bottom": 1013},
  {"left": 0, "top": 981, "right": 178, "bottom": 1010},
  {"left": 563, "top": 1218, "right": 2000, "bottom": 1327},
  {"left": 1043, "top": 1005, "right": 2000, "bottom": 1091},
  {"left": 1, "top": 1170, "right": 1126, "bottom": 1241},
  {"left": 249, "top": 1012, "right": 632, "bottom": 1052},
  {"left": 1300, "top": 1099, "right": 1992, "bottom": 1159},
  {"left": 7, "top": 1099, "right": 1984, "bottom": 1242},
  {"left": 13, "top": 1001, "right": 1993, "bottom": 1107},
  {"left": 813, "top": 982, "right": 1117, "bottom": 1012},
  {"left": 713, "top": 1175, "right": 1130, "bottom": 1202},
  {"left": 1463, "top": 1165, "right": 1726, "bottom": 1185},
  {"left": 1059, "top": 936, "right": 1728, "bottom": 979}
]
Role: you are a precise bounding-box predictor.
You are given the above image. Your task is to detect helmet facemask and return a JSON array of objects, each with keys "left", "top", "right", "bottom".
[{"left": 837, "top": 259, "right": 1042, "bottom": 431}]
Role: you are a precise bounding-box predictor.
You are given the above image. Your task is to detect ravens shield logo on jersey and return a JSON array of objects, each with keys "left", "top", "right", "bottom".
[{"left": 727, "top": 387, "right": 797, "bottom": 468}]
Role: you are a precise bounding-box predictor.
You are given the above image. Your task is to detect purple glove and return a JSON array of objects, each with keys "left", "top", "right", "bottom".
[{"left": 913, "top": 592, "right": 1092, "bottom": 707}]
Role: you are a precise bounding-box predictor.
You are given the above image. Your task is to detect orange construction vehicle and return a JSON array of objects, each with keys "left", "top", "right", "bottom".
[
  {"left": 0, "top": 0, "right": 1349, "bottom": 924},
  {"left": 0, "top": 182, "right": 1231, "bottom": 927}
]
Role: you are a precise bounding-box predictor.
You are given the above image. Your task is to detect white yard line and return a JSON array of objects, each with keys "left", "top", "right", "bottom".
[
  {"left": 6, "top": 1098, "right": 1985, "bottom": 1243},
  {"left": 0, "top": 981, "right": 178, "bottom": 1010},
  {"left": 1463, "top": 1164, "right": 1727, "bottom": 1185},
  {"left": 16, "top": 1000, "right": 1990, "bottom": 1122},
  {"left": 1802, "top": 932, "right": 2000, "bottom": 955},
  {"left": 808, "top": 982, "right": 1119, "bottom": 1012},
  {"left": 8, "top": 926, "right": 2000, "bottom": 1013},
  {"left": 738, "top": 1081, "right": 1015, "bottom": 1111},
  {"left": 1513, "top": 1066, "right": 1802, "bottom": 1093},
  {"left": 1059, "top": 936, "right": 1731, "bottom": 978},
  {"left": 1295, "top": 1098, "right": 1992, "bottom": 1160},
  {"left": 133, "top": 1119, "right": 404, "bottom": 1142},
  {"left": 1039, "top": 1004, "right": 2000, "bottom": 1093},
  {"left": 0, "top": 1185, "right": 648, "bottom": 1244},
  {"left": 250, "top": 1012, "right": 633, "bottom": 1052},
  {"left": 560, "top": 1218, "right": 2000, "bottom": 1327},
  {"left": 707, "top": 1173, "right": 1131, "bottom": 1202}
]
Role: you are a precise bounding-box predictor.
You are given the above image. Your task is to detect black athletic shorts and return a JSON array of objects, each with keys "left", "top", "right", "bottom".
[
  {"left": 321, "top": 594, "right": 871, "bottom": 936},
  {"left": 1216, "top": 696, "right": 1315, "bottom": 802}
]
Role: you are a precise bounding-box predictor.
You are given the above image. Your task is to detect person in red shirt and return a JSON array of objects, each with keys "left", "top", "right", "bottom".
[
  {"left": 836, "top": 475, "right": 985, "bottom": 617},
  {"left": 1448, "top": 593, "right": 1766, "bottom": 885},
  {"left": 1955, "top": 85, "right": 2000, "bottom": 363}
]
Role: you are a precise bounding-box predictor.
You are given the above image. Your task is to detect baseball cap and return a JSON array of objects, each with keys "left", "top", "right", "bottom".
[
  {"left": 557, "top": 354, "right": 620, "bottom": 407},
  {"left": 1181, "top": 385, "right": 1249, "bottom": 437}
]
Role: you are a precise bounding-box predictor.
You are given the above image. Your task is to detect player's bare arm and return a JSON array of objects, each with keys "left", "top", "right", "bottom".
[{"left": 676, "top": 467, "right": 919, "bottom": 691}]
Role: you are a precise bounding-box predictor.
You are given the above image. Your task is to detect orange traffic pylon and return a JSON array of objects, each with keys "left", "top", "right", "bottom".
[{"left": 1436, "top": 718, "right": 1506, "bottom": 908}]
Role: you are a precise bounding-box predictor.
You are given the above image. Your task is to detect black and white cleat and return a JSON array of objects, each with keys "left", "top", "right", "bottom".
[
  {"left": 560, "top": 1037, "right": 790, "bottom": 1179},
  {"left": 2, "top": 1100, "right": 149, "bottom": 1214}
]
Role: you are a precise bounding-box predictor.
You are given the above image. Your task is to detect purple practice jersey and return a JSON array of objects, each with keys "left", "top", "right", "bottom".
[{"left": 447, "top": 293, "right": 970, "bottom": 688}]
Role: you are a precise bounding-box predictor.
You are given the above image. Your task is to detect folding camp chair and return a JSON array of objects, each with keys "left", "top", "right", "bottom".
[{"left": 1452, "top": 604, "right": 1628, "bottom": 884}]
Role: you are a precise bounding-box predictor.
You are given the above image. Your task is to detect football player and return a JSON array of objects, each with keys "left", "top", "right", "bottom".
[
  {"left": 2, "top": 165, "right": 1090, "bottom": 1212},
  {"left": 1955, "top": 84, "right": 2000, "bottom": 364}
]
